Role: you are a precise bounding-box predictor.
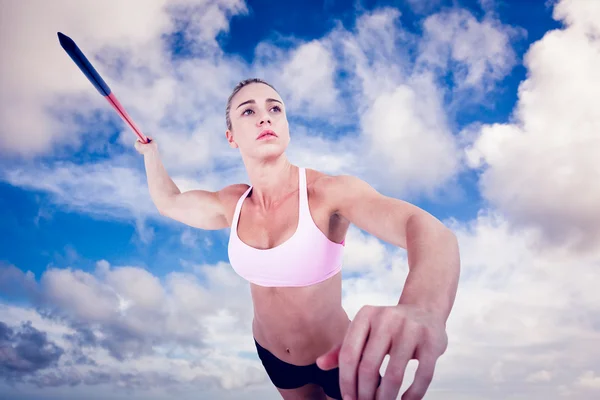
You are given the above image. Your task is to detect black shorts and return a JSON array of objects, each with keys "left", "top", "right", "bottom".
[{"left": 254, "top": 338, "right": 382, "bottom": 400}]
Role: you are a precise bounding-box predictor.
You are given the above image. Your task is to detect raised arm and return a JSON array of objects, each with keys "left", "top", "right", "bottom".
[{"left": 135, "top": 137, "right": 245, "bottom": 230}]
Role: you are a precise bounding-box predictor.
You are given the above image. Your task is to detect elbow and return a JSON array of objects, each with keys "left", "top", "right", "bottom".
[
  {"left": 408, "top": 212, "right": 459, "bottom": 253},
  {"left": 429, "top": 214, "right": 456, "bottom": 242},
  {"left": 154, "top": 195, "right": 176, "bottom": 217},
  {"left": 407, "top": 211, "right": 452, "bottom": 239},
  {"left": 156, "top": 203, "right": 171, "bottom": 217},
  {"left": 435, "top": 222, "right": 458, "bottom": 251},
  {"left": 443, "top": 225, "right": 458, "bottom": 244}
]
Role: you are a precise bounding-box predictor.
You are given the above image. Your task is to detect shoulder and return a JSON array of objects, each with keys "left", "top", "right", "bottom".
[
  {"left": 217, "top": 183, "right": 250, "bottom": 216},
  {"left": 218, "top": 183, "right": 250, "bottom": 198},
  {"left": 308, "top": 168, "right": 375, "bottom": 195},
  {"left": 306, "top": 168, "right": 378, "bottom": 213}
]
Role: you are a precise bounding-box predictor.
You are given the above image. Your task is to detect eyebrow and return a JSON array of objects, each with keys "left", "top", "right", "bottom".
[{"left": 236, "top": 98, "right": 282, "bottom": 110}]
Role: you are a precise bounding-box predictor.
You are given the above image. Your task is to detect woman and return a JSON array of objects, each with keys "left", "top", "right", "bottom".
[{"left": 135, "top": 78, "right": 460, "bottom": 400}]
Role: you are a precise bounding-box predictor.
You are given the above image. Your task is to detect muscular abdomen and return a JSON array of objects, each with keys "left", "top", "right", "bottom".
[{"left": 250, "top": 271, "right": 350, "bottom": 365}]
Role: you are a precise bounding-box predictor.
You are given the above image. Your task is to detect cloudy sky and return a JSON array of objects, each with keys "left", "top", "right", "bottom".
[{"left": 1, "top": 0, "right": 599, "bottom": 399}]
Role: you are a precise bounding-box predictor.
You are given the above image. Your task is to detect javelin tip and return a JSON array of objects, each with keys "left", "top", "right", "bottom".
[{"left": 57, "top": 32, "right": 74, "bottom": 49}]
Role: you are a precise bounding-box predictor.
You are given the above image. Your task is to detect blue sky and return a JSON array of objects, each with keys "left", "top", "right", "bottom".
[{"left": 1, "top": 0, "right": 600, "bottom": 399}]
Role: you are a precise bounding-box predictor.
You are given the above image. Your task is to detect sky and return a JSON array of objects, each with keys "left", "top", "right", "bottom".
[{"left": 1, "top": 0, "right": 599, "bottom": 399}]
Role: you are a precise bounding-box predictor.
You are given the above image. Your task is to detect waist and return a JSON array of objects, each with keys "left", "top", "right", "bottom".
[
  {"left": 250, "top": 272, "right": 349, "bottom": 364},
  {"left": 251, "top": 269, "right": 342, "bottom": 316},
  {"left": 252, "top": 312, "right": 350, "bottom": 365}
]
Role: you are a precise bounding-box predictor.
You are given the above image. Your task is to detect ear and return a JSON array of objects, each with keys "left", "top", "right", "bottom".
[{"left": 225, "top": 129, "right": 238, "bottom": 149}]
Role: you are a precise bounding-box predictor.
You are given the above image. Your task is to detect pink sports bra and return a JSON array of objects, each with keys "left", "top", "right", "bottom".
[{"left": 227, "top": 167, "right": 345, "bottom": 287}]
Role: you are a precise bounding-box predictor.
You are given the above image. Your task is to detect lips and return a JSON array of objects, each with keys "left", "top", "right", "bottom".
[{"left": 257, "top": 129, "right": 278, "bottom": 140}]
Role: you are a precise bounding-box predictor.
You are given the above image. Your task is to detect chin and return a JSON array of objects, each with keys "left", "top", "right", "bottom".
[{"left": 253, "top": 143, "right": 287, "bottom": 161}]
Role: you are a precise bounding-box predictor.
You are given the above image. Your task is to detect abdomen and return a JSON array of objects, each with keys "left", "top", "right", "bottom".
[{"left": 250, "top": 271, "right": 349, "bottom": 365}]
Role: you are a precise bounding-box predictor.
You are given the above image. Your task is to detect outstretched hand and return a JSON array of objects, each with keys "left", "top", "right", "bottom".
[{"left": 316, "top": 304, "right": 448, "bottom": 400}]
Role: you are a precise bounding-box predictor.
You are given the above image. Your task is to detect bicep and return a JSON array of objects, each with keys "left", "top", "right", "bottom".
[{"left": 159, "top": 188, "right": 229, "bottom": 230}]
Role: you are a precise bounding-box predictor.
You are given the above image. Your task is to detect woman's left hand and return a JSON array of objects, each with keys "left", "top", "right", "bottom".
[{"left": 316, "top": 304, "right": 448, "bottom": 400}]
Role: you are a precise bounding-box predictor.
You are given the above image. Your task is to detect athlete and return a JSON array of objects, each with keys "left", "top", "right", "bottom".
[{"left": 135, "top": 78, "right": 460, "bottom": 400}]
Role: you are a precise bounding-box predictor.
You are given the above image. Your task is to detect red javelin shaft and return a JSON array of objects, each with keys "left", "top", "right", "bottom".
[{"left": 57, "top": 32, "right": 150, "bottom": 143}]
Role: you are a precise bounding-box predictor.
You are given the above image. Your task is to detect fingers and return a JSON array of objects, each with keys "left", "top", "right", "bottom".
[
  {"left": 357, "top": 333, "right": 390, "bottom": 400},
  {"left": 338, "top": 306, "right": 373, "bottom": 400},
  {"left": 375, "top": 334, "right": 417, "bottom": 400},
  {"left": 317, "top": 344, "right": 342, "bottom": 371},
  {"left": 401, "top": 355, "right": 436, "bottom": 400},
  {"left": 339, "top": 305, "right": 444, "bottom": 400}
]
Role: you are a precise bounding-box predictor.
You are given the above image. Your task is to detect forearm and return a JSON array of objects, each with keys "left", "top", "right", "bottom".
[
  {"left": 398, "top": 214, "right": 460, "bottom": 323},
  {"left": 143, "top": 148, "right": 181, "bottom": 210}
]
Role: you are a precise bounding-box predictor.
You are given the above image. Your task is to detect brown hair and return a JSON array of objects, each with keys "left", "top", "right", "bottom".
[{"left": 225, "top": 78, "right": 279, "bottom": 131}]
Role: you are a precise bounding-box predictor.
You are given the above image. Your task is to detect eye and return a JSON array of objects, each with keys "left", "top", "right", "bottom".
[
  {"left": 271, "top": 105, "right": 281, "bottom": 112},
  {"left": 242, "top": 108, "right": 254, "bottom": 116}
]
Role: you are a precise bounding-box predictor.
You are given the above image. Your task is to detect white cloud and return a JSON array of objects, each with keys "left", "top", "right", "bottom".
[
  {"left": 41, "top": 267, "right": 122, "bottom": 323},
  {"left": 286, "top": 126, "right": 360, "bottom": 175},
  {"left": 278, "top": 40, "right": 341, "bottom": 119},
  {"left": 418, "top": 8, "right": 520, "bottom": 91},
  {"left": 341, "top": 226, "right": 389, "bottom": 274},
  {"left": 553, "top": 0, "right": 600, "bottom": 36},
  {"left": 576, "top": 371, "right": 600, "bottom": 390},
  {"left": 104, "top": 267, "right": 166, "bottom": 311},
  {"left": 2, "top": 158, "right": 157, "bottom": 220},
  {"left": 323, "top": 6, "right": 518, "bottom": 196},
  {"left": 526, "top": 369, "right": 553, "bottom": 383},
  {"left": 359, "top": 74, "right": 461, "bottom": 196},
  {"left": 166, "top": 0, "right": 249, "bottom": 49},
  {"left": 405, "top": 0, "right": 443, "bottom": 15},
  {"left": 326, "top": 8, "right": 463, "bottom": 196},
  {"left": 464, "top": 0, "right": 600, "bottom": 252},
  {"left": 180, "top": 228, "right": 212, "bottom": 248},
  {"left": 437, "top": 211, "right": 600, "bottom": 399},
  {"left": 335, "top": 8, "right": 408, "bottom": 103},
  {"left": 0, "top": 259, "right": 261, "bottom": 394}
]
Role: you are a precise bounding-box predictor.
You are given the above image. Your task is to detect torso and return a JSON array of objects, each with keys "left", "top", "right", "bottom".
[{"left": 222, "top": 167, "right": 351, "bottom": 365}]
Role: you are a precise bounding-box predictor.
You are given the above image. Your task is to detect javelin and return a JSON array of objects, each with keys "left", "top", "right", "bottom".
[{"left": 57, "top": 32, "right": 150, "bottom": 143}]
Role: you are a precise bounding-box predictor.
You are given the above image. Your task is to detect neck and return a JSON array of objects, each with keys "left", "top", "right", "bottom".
[{"left": 243, "top": 153, "right": 297, "bottom": 208}]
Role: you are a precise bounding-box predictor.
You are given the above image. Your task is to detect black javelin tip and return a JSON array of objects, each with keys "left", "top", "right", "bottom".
[
  {"left": 56, "top": 31, "right": 112, "bottom": 97},
  {"left": 57, "top": 32, "right": 74, "bottom": 49}
]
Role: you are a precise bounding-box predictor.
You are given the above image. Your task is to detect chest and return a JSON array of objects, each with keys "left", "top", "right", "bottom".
[{"left": 236, "top": 190, "right": 333, "bottom": 250}]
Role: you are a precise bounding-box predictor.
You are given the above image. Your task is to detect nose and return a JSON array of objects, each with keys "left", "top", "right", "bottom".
[{"left": 257, "top": 111, "right": 271, "bottom": 126}]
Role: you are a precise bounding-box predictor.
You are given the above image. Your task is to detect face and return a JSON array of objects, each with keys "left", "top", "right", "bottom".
[{"left": 226, "top": 83, "right": 290, "bottom": 160}]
